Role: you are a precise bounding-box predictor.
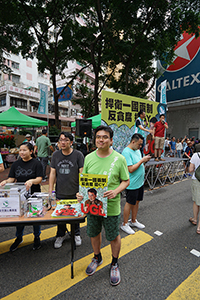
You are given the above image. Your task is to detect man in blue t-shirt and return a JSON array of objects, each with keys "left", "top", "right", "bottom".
[
  {"left": 121, "top": 133, "right": 151, "bottom": 235},
  {"left": 169, "top": 136, "right": 177, "bottom": 157}
]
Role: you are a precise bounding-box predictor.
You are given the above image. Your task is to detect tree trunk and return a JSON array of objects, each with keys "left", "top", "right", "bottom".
[
  {"left": 94, "top": 71, "right": 99, "bottom": 115},
  {"left": 52, "top": 74, "right": 60, "bottom": 128}
]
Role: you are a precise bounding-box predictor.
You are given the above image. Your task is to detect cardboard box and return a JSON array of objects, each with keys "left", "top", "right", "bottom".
[{"left": 0, "top": 184, "right": 27, "bottom": 217}]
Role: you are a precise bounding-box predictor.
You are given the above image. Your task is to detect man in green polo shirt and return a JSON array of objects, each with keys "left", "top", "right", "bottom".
[
  {"left": 35, "top": 129, "right": 54, "bottom": 181},
  {"left": 77, "top": 125, "right": 129, "bottom": 286}
]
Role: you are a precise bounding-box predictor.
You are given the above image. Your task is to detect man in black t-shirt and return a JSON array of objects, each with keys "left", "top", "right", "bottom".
[{"left": 49, "top": 132, "right": 84, "bottom": 249}]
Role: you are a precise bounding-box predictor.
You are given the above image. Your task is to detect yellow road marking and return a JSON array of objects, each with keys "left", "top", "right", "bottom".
[
  {"left": 166, "top": 265, "right": 200, "bottom": 300},
  {"left": 0, "top": 221, "right": 87, "bottom": 255},
  {"left": 1, "top": 231, "right": 153, "bottom": 300}
]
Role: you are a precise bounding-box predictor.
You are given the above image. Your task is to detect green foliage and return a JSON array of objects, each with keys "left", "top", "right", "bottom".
[
  {"left": 1, "top": 0, "right": 200, "bottom": 117},
  {"left": 49, "top": 126, "right": 60, "bottom": 136},
  {"left": 0, "top": 0, "right": 35, "bottom": 71},
  {"left": 70, "top": 72, "right": 96, "bottom": 117}
]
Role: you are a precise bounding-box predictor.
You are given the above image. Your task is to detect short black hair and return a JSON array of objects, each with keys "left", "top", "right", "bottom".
[
  {"left": 138, "top": 110, "right": 145, "bottom": 117},
  {"left": 88, "top": 188, "right": 97, "bottom": 195},
  {"left": 42, "top": 129, "right": 47, "bottom": 134},
  {"left": 94, "top": 125, "right": 113, "bottom": 139},
  {"left": 130, "top": 133, "right": 144, "bottom": 142},
  {"left": 59, "top": 131, "right": 73, "bottom": 141},
  {"left": 159, "top": 114, "right": 165, "bottom": 118},
  {"left": 20, "top": 142, "right": 36, "bottom": 158}
]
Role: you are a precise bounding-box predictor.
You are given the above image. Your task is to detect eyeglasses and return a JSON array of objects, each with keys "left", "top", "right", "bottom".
[
  {"left": 59, "top": 139, "right": 70, "bottom": 143},
  {"left": 96, "top": 135, "right": 110, "bottom": 140}
]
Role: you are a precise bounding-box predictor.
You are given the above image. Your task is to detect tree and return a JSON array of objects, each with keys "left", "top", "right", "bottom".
[
  {"left": 1, "top": 0, "right": 200, "bottom": 121},
  {"left": 71, "top": 71, "right": 95, "bottom": 118},
  {"left": 105, "top": 0, "right": 200, "bottom": 96},
  {"left": 17, "top": 0, "right": 91, "bottom": 128},
  {"left": 70, "top": 0, "right": 200, "bottom": 113},
  {"left": 0, "top": 0, "right": 35, "bottom": 72},
  {"left": 71, "top": 0, "right": 119, "bottom": 115}
]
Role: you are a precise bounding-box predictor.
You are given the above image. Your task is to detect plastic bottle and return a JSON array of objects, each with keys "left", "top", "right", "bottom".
[{"left": 51, "top": 191, "right": 57, "bottom": 209}]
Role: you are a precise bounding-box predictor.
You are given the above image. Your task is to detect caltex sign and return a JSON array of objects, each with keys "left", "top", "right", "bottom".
[{"left": 156, "top": 31, "right": 200, "bottom": 102}]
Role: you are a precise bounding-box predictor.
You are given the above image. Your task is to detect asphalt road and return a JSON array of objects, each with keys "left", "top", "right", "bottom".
[{"left": 0, "top": 178, "right": 200, "bottom": 300}]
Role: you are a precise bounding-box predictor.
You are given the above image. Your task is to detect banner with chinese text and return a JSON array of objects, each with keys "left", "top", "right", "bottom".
[
  {"left": 101, "top": 91, "right": 160, "bottom": 153},
  {"left": 38, "top": 83, "right": 48, "bottom": 114}
]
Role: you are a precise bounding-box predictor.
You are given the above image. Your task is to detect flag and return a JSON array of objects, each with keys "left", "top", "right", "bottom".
[
  {"left": 160, "top": 80, "right": 167, "bottom": 104},
  {"left": 38, "top": 83, "right": 48, "bottom": 114}
]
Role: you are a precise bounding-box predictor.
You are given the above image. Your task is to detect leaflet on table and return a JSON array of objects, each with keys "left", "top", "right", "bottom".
[
  {"left": 51, "top": 199, "right": 84, "bottom": 217},
  {"left": 79, "top": 173, "right": 108, "bottom": 217}
]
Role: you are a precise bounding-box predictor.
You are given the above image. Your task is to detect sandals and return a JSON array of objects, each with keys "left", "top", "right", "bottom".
[
  {"left": 189, "top": 217, "right": 197, "bottom": 226},
  {"left": 196, "top": 229, "right": 200, "bottom": 235}
]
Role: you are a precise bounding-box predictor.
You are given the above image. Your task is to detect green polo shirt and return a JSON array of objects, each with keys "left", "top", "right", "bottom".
[{"left": 36, "top": 135, "right": 51, "bottom": 157}]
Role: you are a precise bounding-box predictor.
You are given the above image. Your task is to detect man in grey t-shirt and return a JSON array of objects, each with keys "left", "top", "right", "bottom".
[{"left": 49, "top": 132, "right": 84, "bottom": 248}]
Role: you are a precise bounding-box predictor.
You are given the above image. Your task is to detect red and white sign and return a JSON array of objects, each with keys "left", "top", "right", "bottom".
[
  {"left": 8, "top": 86, "right": 39, "bottom": 98},
  {"left": 0, "top": 86, "right": 6, "bottom": 93},
  {"left": 167, "top": 31, "right": 200, "bottom": 71}
]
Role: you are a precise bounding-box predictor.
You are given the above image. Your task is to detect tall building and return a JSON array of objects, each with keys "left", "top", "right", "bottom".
[{"left": 0, "top": 52, "right": 75, "bottom": 128}]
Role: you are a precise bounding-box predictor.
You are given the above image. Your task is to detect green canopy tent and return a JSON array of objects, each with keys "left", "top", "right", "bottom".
[
  {"left": 71, "top": 113, "right": 101, "bottom": 129},
  {"left": 0, "top": 106, "right": 48, "bottom": 127}
]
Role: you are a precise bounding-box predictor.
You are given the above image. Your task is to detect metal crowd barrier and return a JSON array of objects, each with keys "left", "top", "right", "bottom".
[{"left": 144, "top": 157, "right": 188, "bottom": 190}]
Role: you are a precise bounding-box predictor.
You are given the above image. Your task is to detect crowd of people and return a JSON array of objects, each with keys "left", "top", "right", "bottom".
[
  {"left": 164, "top": 135, "right": 200, "bottom": 158},
  {"left": 0, "top": 115, "right": 200, "bottom": 286}
]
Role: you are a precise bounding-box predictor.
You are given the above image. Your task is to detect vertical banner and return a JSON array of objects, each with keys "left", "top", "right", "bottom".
[
  {"left": 101, "top": 91, "right": 160, "bottom": 154},
  {"left": 160, "top": 80, "right": 167, "bottom": 104},
  {"left": 38, "top": 83, "right": 48, "bottom": 114}
]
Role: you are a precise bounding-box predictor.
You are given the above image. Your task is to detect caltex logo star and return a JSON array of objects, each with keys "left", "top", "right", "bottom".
[{"left": 167, "top": 31, "right": 200, "bottom": 71}]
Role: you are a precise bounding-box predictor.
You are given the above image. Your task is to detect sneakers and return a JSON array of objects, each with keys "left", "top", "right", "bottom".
[
  {"left": 86, "top": 257, "right": 103, "bottom": 276},
  {"left": 54, "top": 235, "right": 66, "bottom": 249},
  {"left": 75, "top": 235, "right": 82, "bottom": 246},
  {"left": 128, "top": 219, "right": 145, "bottom": 229},
  {"left": 154, "top": 158, "right": 159, "bottom": 161},
  {"left": 120, "top": 223, "right": 135, "bottom": 234},
  {"left": 110, "top": 263, "right": 121, "bottom": 286},
  {"left": 10, "top": 237, "right": 23, "bottom": 252},
  {"left": 33, "top": 237, "right": 41, "bottom": 250}
]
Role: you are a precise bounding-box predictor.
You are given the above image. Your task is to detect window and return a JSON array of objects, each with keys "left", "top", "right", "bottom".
[
  {"left": 38, "top": 72, "right": 48, "bottom": 79},
  {"left": 189, "top": 128, "right": 199, "bottom": 139},
  {"left": 12, "top": 74, "right": 20, "bottom": 83},
  {"left": 60, "top": 107, "right": 68, "bottom": 116},
  {"left": 30, "top": 101, "right": 39, "bottom": 112},
  {"left": 0, "top": 95, "right": 6, "bottom": 107},
  {"left": 11, "top": 61, "right": 19, "bottom": 70},
  {"left": 10, "top": 97, "right": 27, "bottom": 109}
]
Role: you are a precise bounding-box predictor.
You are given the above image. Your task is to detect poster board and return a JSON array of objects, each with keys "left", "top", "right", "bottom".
[
  {"left": 101, "top": 91, "right": 166, "bottom": 154},
  {"left": 79, "top": 173, "right": 108, "bottom": 217}
]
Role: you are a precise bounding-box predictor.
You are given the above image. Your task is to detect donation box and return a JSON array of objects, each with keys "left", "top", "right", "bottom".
[{"left": 0, "top": 183, "right": 28, "bottom": 217}]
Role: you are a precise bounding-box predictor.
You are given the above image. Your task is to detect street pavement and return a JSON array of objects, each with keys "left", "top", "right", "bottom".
[{"left": 0, "top": 172, "right": 200, "bottom": 299}]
